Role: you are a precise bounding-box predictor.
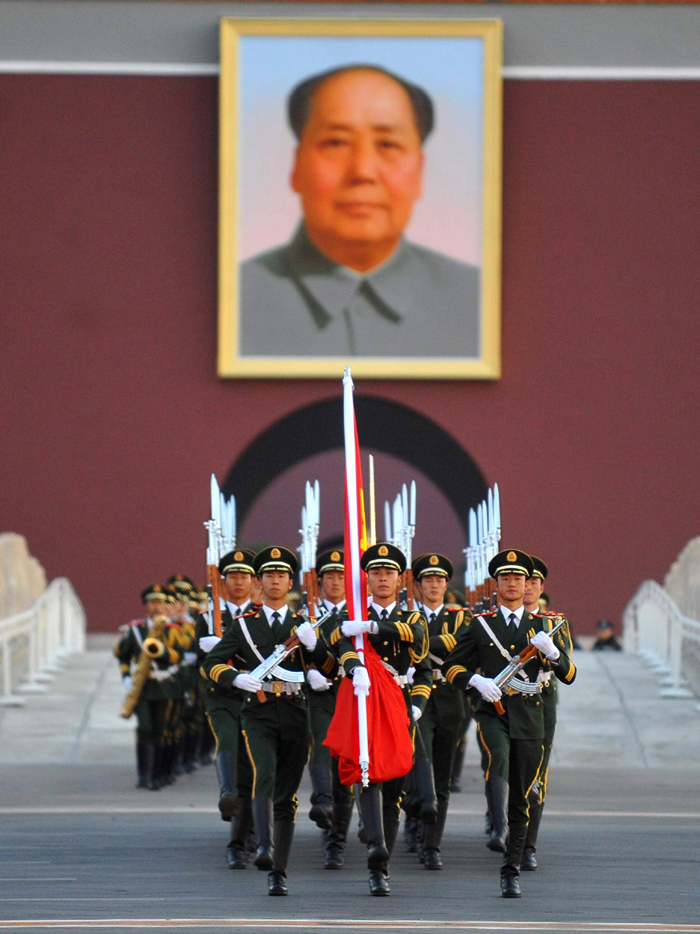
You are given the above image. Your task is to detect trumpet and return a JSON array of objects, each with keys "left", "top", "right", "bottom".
[{"left": 120, "top": 615, "right": 168, "bottom": 719}]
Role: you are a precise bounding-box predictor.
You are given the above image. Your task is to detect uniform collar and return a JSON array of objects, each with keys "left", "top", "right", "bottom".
[
  {"left": 323, "top": 598, "right": 346, "bottom": 614},
  {"left": 261, "top": 604, "right": 288, "bottom": 626},
  {"left": 226, "top": 598, "right": 250, "bottom": 616},
  {"left": 499, "top": 604, "right": 525, "bottom": 623},
  {"left": 421, "top": 603, "right": 444, "bottom": 618},
  {"left": 371, "top": 601, "right": 396, "bottom": 617}
]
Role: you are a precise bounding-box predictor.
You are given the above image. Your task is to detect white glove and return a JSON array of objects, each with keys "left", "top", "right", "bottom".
[
  {"left": 233, "top": 673, "right": 263, "bottom": 693},
  {"left": 411, "top": 705, "right": 423, "bottom": 721},
  {"left": 184, "top": 652, "right": 197, "bottom": 665},
  {"left": 469, "top": 673, "right": 503, "bottom": 703},
  {"left": 530, "top": 631, "right": 560, "bottom": 660},
  {"left": 342, "top": 620, "right": 371, "bottom": 637},
  {"left": 199, "top": 635, "right": 221, "bottom": 653},
  {"left": 123, "top": 676, "right": 133, "bottom": 691},
  {"left": 307, "top": 669, "right": 331, "bottom": 692},
  {"left": 352, "top": 666, "right": 370, "bottom": 697},
  {"left": 295, "top": 621, "right": 318, "bottom": 651}
]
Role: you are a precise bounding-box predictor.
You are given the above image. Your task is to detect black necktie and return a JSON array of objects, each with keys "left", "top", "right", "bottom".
[
  {"left": 272, "top": 611, "right": 283, "bottom": 642},
  {"left": 380, "top": 608, "right": 389, "bottom": 622},
  {"left": 509, "top": 613, "right": 517, "bottom": 628},
  {"left": 429, "top": 612, "right": 437, "bottom": 627}
]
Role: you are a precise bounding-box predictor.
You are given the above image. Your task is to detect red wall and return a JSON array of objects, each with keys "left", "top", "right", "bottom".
[{"left": 2, "top": 75, "right": 699, "bottom": 631}]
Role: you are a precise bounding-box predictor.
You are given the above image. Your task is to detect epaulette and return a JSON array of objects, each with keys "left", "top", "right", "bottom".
[
  {"left": 234, "top": 609, "right": 258, "bottom": 620},
  {"left": 406, "top": 611, "right": 421, "bottom": 625},
  {"left": 478, "top": 610, "right": 497, "bottom": 616},
  {"left": 446, "top": 606, "right": 464, "bottom": 613}
]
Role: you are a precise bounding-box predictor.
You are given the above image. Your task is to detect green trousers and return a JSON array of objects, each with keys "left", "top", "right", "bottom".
[
  {"left": 135, "top": 697, "right": 167, "bottom": 746},
  {"left": 241, "top": 694, "right": 310, "bottom": 823},
  {"left": 533, "top": 687, "right": 557, "bottom": 804},
  {"left": 308, "top": 687, "right": 335, "bottom": 770},
  {"left": 477, "top": 711, "right": 544, "bottom": 827},
  {"left": 205, "top": 692, "right": 253, "bottom": 797},
  {"left": 418, "top": 684, "right": 466, "bottom": 802}
]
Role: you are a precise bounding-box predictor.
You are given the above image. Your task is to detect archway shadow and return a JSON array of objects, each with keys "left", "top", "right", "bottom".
[{"left": 223, "top": 396, "right": 487, "bottom": 538}]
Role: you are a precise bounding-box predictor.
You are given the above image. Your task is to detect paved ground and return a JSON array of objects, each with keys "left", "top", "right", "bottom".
[{"left": 0, "top": 643, "right": 699, "bottom": 932}]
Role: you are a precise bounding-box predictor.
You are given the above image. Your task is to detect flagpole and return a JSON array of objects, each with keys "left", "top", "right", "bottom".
[{"left": 343, "top": 366, "right": 370, "bottom": 787}]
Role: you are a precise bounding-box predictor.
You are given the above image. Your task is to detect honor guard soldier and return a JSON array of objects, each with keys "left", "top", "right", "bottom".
[
  {"left": 521, "top": 555, "right": 575, "bottom": 871},
  {"left": 195, "top": 548, "right": 257, "bottom": 869},
  {"left": 306, "top": 549, "right": 355, "bottom": 869},
  {"left": 166, "top": 577, "right": 200, "bottom": 776},
  {"left": 412, "top": 553, "right": 471, "bottom": 869},
  {"left": 331, "top": 542, "right": 430, "bottom": 896},
  {"left": 117, "top": 584, "right": 182, "bottom": 790},
  {"left": 202, "top": 546, "right": 338, "bottom": 896},
  {"left": 440, "top": 549, "right": 576, "bottom": 898}
]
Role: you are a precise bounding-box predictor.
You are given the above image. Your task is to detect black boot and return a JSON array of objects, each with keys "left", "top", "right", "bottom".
[
  {"left": 501, "top": 822, "right": 527, "bottom": 898},
  {"left": 358, "top": 784, "right": 389, "bottom": 871},
  {"left": 268, "top": 820, "right": 294, "bottom": 896},
  {"left": 369, "top": 869, "right": 390, "bottom": 896},
  {"left": 227, "top": 796, "right": 252, "bottom": 869},
  {"left": 414, "top": 751, "right": 438, "bottom": 825},
  {"left": 135, "top": 741, "right": 148, "bottom": 788},
  {"left": 325, "top": 789, "right": 353, "bottom": 870},
  {"left": 423, "top": 797, "right": 449, "bottom": 870},
  {"left": 252, "top": 795, "right": 274, "bottom": 871},
  {"left": 381, "top": 814, "right": 399, "bottom": 881},
  {"left": 485, "top": 808, "right": 494, "bottom": 835},
  {"left": 216, "top": 751, "right": 238, "bottom": 822},
  {"left": 308, "top": 761, "right": 334, "bottom": 830},
  {"left": 145, "top": 744, "right": 160, "bottom": 791},
  {"left": 486, "top": 776, "right": 508, "bottom": 852},
  {"left": 522, "top": 797, "right": 544, "bottom": 871}
]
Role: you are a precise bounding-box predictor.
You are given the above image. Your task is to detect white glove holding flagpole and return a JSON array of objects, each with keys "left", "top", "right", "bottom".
[
  {"left": 469, "top": 673, "right": 502, "bottom": 703},
  {"left": 353, "top": 666, "right": 370, "bottom": 697},
  {"left": 342, "top": 620, "right": 372, "bottom": 637},
  {"left": 307, "top": 669, "right": 331, "bottom": 692},
  {"left": 530, "top": 631, "right": 560, "bottom": 660}
]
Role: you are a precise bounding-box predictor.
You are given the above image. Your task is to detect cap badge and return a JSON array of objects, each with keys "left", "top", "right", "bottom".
[
  {"left": 331, "top": 551, "right": 340, "bottom": 562},
  {"left": 430, "top": 555, "right": 439, "bottom": 566},
  {"left": 271, "top": 548, "right": 281, "bottom": 559},
  {"left": 507, "top": 551, "right": 517, "bottom": 563},
  {"left": 234, "top": 551, "right": 244, "bottom": 561},
  {"left": 378, "top": 545, "right": 389, "bottom": 557}
]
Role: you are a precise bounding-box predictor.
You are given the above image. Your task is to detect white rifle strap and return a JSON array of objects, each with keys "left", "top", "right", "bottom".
[
  {"left": 476, "top": 615, "right": 513, "bottom": 662},
  {"left": 238, "top": 617, "right": 267, "bottom": 666},
  {"left": 429, "top": 652, "right": 444, "bottom": 668}
]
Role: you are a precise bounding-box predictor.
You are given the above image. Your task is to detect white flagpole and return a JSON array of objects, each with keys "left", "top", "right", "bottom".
[{"left": 343, "top": 366, "right": 369, "bottom": 786}]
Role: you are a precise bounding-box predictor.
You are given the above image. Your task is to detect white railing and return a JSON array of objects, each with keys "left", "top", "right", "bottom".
[
  {"left": 0, "top": 577, "right": 86, "bottom": 706},
  {"left": 622, "top": 579, "right": 700, "bottom": 705}
]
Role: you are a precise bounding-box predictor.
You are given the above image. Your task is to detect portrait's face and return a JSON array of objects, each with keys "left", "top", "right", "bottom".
[{"left": 291, "top": 69, "right": 424, "bottom": 266}]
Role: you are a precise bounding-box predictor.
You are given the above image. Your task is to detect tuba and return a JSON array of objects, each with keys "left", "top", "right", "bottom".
[{"left": 120, "top": 615, "right": 168, "bottom": 719}]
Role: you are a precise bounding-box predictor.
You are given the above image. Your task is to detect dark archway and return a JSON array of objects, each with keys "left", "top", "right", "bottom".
[{"left": 223, "top": 396, "right": 486, "bottom": 537}]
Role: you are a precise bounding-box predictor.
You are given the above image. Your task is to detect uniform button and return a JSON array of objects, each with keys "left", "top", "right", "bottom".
[
  {"left": 383, "top": 641, "right": 388, "bottom": 646},
  {"left": 511, "top": 645, "right": 515, "bottom": 650},
  {"left": 490, "top": 642, "right": 494, "bottom": 646}
]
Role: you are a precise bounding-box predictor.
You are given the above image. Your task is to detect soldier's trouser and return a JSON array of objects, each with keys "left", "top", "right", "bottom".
[
  {"left": 477, "top": 713, "right": 544, "bottom": 875},
  {"left": 418, "top": 695, "right": 465, "bottom": 803},
  {"left": 241, "top": 695, "right": 309, "bottom": 823},
  {"left": 135, "top": 698, "right": 168, "bottom": 746},
  {"left": 205, "top": 695, "right": 253, "bottom": 798},
  {"left": 524, "top": 689, "right": 557, "bottom": 852},
  {"left": 308, "top": 690, "right": 334, "bottom": 772}
]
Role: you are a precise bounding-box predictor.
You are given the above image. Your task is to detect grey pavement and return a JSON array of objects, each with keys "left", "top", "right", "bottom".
[{"left": 2, "top": 640, "right": 699, "bottom": 769}]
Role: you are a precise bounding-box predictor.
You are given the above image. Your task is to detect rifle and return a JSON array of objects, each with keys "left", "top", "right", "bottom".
[
  {"left": 120, "top": 615, "right": 168, "bottom": 718},
  {"left": 249, "top": 606, "right": 331, "bottom": 685},
  {"left": 204, "top": 474, "right": 236, "bottom": 638},
  {"left": 492, "top": 618, "right": 567, "bottom": 716}
]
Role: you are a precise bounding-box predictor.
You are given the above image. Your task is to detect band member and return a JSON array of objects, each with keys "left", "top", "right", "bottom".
[
  {"left": 306, "top": 549, "right": 355, "bottom": 869},
  {"left": 195, "top": 548, "right": 257, "bottom": 868},
  {"left": 331, "top": 542, "right": 430, "bottom": 896},
  {"left": 440, "top": 549, "right": 576, "bottom": 898},
  {"left": 521, "top": 555, "right": 575, "bottom": 871},
  {"left": 412, "top": 553, "right": 471, "bottom": 869},
  {"left": 202, "top": 546, "right": 338, "bottom": 896},
  {"left": 117, "top": 584, "right": 181, "bottom": 790}
]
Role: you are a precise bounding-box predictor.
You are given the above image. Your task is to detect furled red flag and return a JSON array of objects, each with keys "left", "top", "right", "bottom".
[{"left": 324, "top": 368, "right": 413, "bottom": 786}]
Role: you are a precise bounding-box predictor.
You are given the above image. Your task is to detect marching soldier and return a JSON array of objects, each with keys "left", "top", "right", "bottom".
[
  {"left": 117, "top": 584, "right": 181, "bottom": 790},
  {"left": 305, "top": 549, "right": 355, "bottom": 869},
  {"left": 195, "top": 548, "right": 257, "bottom": 869},
  {"left": 331, "top": 542, "right": 430, "bottom": 896},
  {"left": 166, "top": 577, "right": 200, "bottom": 776},
  {"left": 521, "top": 555, "right": 575, "bottom": 871},
  {"left": 412, "top": 553, "right": 471, "bottom": 869},
  {"left": 202, "top": 546, "right": 338, "bottom": 896},
  {"left": 440, "top": 549, "right": 576, "bottom": 898}
]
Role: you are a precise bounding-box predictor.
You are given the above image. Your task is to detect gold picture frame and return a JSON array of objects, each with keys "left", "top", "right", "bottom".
[{"left": 218, "top": 18, "right": 503, "bottom": 379}]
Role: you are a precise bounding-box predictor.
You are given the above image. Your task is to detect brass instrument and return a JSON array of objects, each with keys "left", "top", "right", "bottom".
[{"left": 120, "top": 615, "right": 168, "bottom": 719}]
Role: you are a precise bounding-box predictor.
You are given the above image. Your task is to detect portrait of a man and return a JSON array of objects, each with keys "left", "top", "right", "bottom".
[
  {"left": 240, "top": 64, "right": 480, "bottom": 359},
  {"left": 218, "top": 20, "right": 503, "bottom": 379}
]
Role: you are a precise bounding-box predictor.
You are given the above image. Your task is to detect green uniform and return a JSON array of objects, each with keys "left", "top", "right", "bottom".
[
  {"left": 332, "top": 604, "right": 431, "bottom": 869},
  {"left": 441, "top": 606, "right": 576, "bottom": 881}
]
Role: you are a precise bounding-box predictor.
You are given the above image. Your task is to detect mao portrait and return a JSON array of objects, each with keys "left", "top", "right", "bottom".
[{"left": 218, "top": 21, "right": 503, "bottom": 379}]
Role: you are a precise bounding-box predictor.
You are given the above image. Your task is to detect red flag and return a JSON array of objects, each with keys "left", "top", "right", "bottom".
[{"left": 324, "top": 368, "right": 414, "bottom": 785}]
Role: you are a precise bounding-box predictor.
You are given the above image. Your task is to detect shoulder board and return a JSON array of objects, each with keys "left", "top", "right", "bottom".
[
  {"left": 129, "top": 618, "right": 145, "bottom": 627},
  {"left": 446, "top": 606, "right": 464, "bottom": 613},
  {"left": 479, "top": 610, "right": 497, "bottom": 616},
  {"left": 234, "top": 610, "right": 258, "bottom": 620}
]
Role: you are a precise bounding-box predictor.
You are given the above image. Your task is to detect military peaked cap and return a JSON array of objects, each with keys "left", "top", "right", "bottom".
[
  {"left": 530, "top": 555, "right": 548, "bottom": 580},
  {"left": 141, "top": 583, "right": 169, "bottom": 604},
  {"left": 254, "top": 546, "right": 298, "bottom": 576},
  {"left": 488, "top": 549, "right": 534, "bottom": 579},
  {"left": 219, "top": 549, "right": 256, "bottom": 576},
  {"left": 167, "top": 574, "right": 195, "bottom": 593},
  {"left": 412, "top": 553, "right": 453, "bottom": 581},
  {"left": 316, "top": 549, "right": 344, "bottom": 576},
  {"left": 361, "top": 542, "right": 406, "bottom": 574}
]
